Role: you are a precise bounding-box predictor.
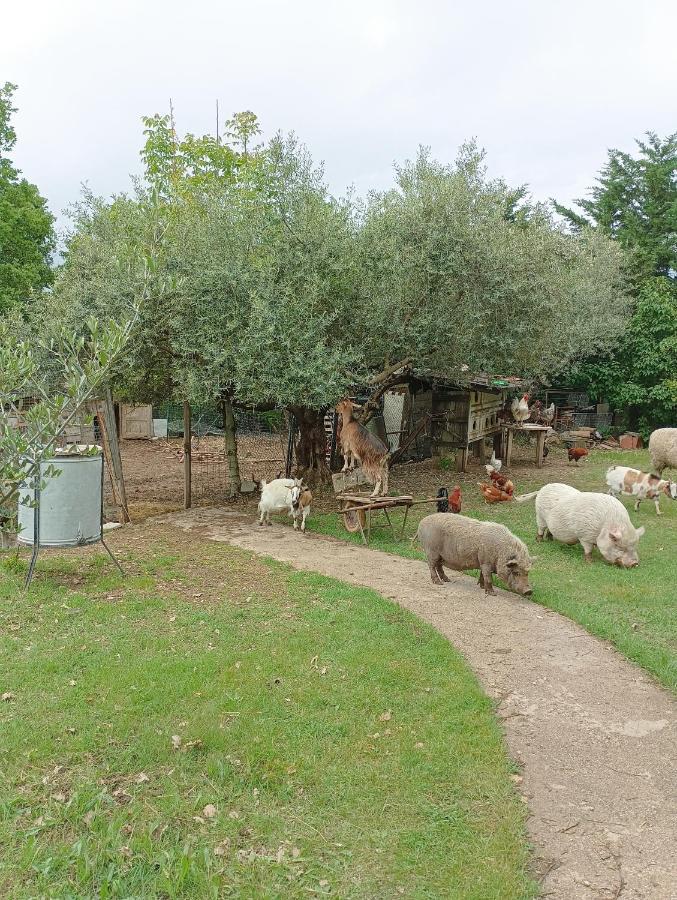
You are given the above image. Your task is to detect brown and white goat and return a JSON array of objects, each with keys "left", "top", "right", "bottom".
[
  {"left": 335, "top": 399, "right": 389, "bottom": 497},
  {"left": 290, "top": 481, "right": 312, "bottom": 532}
]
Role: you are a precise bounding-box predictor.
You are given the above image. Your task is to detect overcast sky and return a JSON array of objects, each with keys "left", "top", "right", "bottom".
[{"left": 5, "top": 0, "right": 677, "bottom": 236}]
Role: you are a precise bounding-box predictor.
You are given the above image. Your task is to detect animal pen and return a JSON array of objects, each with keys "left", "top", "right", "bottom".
[{"left": 147, "top": 403, "right": 291, "bottom": 508}]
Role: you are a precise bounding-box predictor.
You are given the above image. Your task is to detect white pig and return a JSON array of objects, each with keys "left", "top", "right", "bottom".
[{"left": 517, "top": 483, "right": 644, "bottom": 567}]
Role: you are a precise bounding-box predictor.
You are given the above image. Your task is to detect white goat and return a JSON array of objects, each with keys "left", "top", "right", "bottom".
[{"left": 257, "top": 477, "right": 311, "bottom": 532}]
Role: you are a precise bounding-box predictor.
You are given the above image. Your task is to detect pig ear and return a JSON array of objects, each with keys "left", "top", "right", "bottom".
[
  {"left": 636, "top": 525, "right": 646, "bottom": 538},
  {"left": 608, "top": 528, "right": 622, "bottom": 543},
  {"left": 506, "top": 556, "right": 518, "bottom": 568}
]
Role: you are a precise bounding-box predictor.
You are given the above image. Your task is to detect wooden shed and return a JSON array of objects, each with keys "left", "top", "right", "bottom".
[{"left": 382, "top": 372, "right": 520, "bottom": 471}]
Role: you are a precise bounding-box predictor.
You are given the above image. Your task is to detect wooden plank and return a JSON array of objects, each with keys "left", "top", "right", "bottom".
[
  {"left": 120, "top": 404, "right": 153, "bottom": 439},
  {"left": 183, "top": 402, "right": 192, "bottom": 510},
  {"left": 332, "top": 469, "right": 368, "bottom": 493}
]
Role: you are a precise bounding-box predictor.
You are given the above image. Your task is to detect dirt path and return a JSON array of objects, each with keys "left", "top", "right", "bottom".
[{"left": 154, "top": 508, "right": 676, "bottom": 899}]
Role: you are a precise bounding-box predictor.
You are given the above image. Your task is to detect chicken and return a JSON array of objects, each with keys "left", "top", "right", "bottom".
[
  {"left": 436, "top": 486, "right": 462, "bottom": 513},
  {"left": 488, "top": 469, "right": 514, "bottom": 495},
  {"left": 511, "top": 393, "right": 530, "bottom": 425},
  {"left": 541, "top": 402, "right": 555, "bottom": 426},
  {"left": 478, "top": 482, "right": 514, "bottom": 503},
  {"left": 484, "top": 450, "right": 502, "bottom": 473},
  {"left": 568, "top": 447, "right": 589, "bottom": 464}
]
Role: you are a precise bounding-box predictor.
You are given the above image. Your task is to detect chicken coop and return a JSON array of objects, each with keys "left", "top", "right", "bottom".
[{"left": 378, "top": 372, "right": 519, "bottom": 472}]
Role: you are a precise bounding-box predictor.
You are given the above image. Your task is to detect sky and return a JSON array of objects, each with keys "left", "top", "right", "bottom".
[{"left": 5, "top": 0, "right": 677, "bottom": 237}]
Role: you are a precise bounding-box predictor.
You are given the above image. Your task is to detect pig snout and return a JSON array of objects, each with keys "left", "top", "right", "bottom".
[
  {"left": 615, "top": 557, "right": 639, "bottom": 569},
  {"left": 504, "top": 567, "right": 532, "bottom": 596}
]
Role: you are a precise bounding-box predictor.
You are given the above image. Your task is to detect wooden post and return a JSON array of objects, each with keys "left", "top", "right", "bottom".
[
  {"left": 455, "top": 448, "right": 468, "bottom": 472},
  {"left": 221, "top": 395, "right": 241, "bottom": 496},
  {"left": 505, "top": 428, "right": 514, "bottom": 468},
  {"left": 536, "top": 429, "right": 546, "bottom": 468},
  {"left": 183, "top": 401, "right": 192, "bottom": 509},
  {"left": 96, "top": 389, "right": 130, "bottom": 524}
]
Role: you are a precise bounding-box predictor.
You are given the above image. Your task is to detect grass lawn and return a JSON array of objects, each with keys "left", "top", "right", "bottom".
[
  {"left": 311, "top": 450, "right": 677, "bottom": 693},
  {"left": 0, "top": 531, "right": 535, "bottom": 899}
]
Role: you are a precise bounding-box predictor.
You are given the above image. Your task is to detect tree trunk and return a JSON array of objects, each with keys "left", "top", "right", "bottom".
[
  {"left": 289, "top": 406, "right": 331, "bottom": 485},
  {"left": 220, "top": 394, "right": 241, "bottom": 497}
]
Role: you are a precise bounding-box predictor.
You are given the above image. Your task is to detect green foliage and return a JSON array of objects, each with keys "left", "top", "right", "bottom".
[
  {"left": 554, "top": 132, "right": 677, "bottom": 282},
  {"left": 555, "top": 132, "right": 677, "bottom": 431},
  {"left": 43, "top": 190, "right": 176, "bottom": 402},
  {"left": 567, "top": 278, "right": 677, "bottom": 435},
  {"left": 0, "top": 310, "right": 137, "bottom": 531},
  {"left": 359, "top": 143, "right": 629, "bottom": 378},
  {"left": 0, "top": 83, "right": 55, "bottom": 314},
  {"left": 48, "top": 119, "right": 630, "bottom": 423}
]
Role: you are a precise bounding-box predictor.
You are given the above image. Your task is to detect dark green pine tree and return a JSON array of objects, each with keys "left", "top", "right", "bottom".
[
  {"left": 554, "top": 132, "right": 677, "bottom": 282},
  {"left": 555, "top": 133, "right": 677, "bottom": 433}
]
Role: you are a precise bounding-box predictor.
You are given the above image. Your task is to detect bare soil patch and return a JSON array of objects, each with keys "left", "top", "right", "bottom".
[{"left": 114, "top": 436, "right": 597, "bottom": 523}]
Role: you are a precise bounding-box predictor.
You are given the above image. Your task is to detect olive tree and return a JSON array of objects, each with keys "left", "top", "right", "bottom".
[
  {"left": 357, "top": 143, "right": 629, "bottom": 383},
  {"left": 0, "top": 311, "right": 136, "bottom": 540}
]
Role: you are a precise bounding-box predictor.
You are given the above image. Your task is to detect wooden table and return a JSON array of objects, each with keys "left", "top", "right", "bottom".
[
  {"left": 336, "top": 492, "right": 445, "bottom": 544},
  {"left": 502, "top": 424, "right": 550, "bottom": 468},
  {"left": 337, "top": 493, "right": 415, "bottom": 544}
]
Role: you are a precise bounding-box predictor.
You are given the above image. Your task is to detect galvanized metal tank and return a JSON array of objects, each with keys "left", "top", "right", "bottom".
[{"left": 18, "top": 451, "right": 103, "bottom": 547}]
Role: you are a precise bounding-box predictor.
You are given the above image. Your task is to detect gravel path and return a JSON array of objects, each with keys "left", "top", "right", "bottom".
[{"left": 156, "top": 508, "right": 676, "bottom": 899}]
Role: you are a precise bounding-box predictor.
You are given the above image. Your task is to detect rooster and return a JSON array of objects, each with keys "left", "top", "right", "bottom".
[
  {"left": 511, "top": 393, "right": 530, "bottom": 425},
  {"left": 568, "top": 447, "right": 589, "bottom": 465},
  {"left": 479, "top": 482, "right": 514, "bottom": 503},
  {"left": 436, "top": 486, "right": 462, "bottom": 513}
]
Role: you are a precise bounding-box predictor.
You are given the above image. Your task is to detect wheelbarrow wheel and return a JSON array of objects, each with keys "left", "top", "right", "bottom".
[{"left": 341, "top": 501, "right": 366, "bottom": 533}]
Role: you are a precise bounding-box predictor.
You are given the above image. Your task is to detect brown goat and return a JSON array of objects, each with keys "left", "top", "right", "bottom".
[{"left": 335, "top": 399, "right": 389, "bottom": 497}]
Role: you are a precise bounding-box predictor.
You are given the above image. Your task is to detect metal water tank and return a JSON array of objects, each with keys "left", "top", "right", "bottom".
[{"left": 18, "top": 451, "right": 103, "bottom": 547}]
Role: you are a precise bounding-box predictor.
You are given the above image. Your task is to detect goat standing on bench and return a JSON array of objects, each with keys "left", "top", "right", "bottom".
[{"left": 335, "top": 399, "right": 390, "bottom": 497}]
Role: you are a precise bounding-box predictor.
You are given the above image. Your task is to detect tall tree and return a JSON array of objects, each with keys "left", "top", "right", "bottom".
[
  {"left": 554, "top": 132, "right": 677, "bottom": 282},
  {"left": 359, "top": 143, "right": 629, "bottom": 382},
  {"left": 555, "top": 132, "right": 677, "bottom": 432},
  {"left": 0, "top": 83, "right": 55, "bottom": 314}
]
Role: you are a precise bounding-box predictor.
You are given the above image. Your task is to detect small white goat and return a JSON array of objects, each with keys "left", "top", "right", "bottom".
[
  {"left": 290, "top": 482, "right": 313, "bottom": 532},
  {"left": 257, "top": 477, "right": 312, "bottom": 532}
]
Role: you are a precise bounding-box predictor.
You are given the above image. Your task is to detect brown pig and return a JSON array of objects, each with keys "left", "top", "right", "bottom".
[{"left": 414, "top": 513, "right": 534, "bottom": 596}]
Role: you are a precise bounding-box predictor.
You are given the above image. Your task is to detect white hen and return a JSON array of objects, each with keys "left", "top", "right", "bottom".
[
  {"left": 485, "top": 452, "right": 502, "bottom": 474},
  {"left": 511, "top": 394, "right": 530, "bottom": 425}
]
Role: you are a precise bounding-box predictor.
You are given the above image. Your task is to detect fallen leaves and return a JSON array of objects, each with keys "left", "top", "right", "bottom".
[
  {"left": 214, "top": 838, "right": 231, "bottom": 856},
  {"left": 379, "top": 710, "right": 392, "bottom": 722},
  {"left": 112, "top": 787, "right": 133, "bottom": 805},
  {"left": 135, "top": 772, "right": 150, "bottom": 784},
  {"left": 1, "top": 692, "right": 15, "bottom": 702},
  {"left": 202, "top": 804, "right": 217, "bottom": 819}
]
